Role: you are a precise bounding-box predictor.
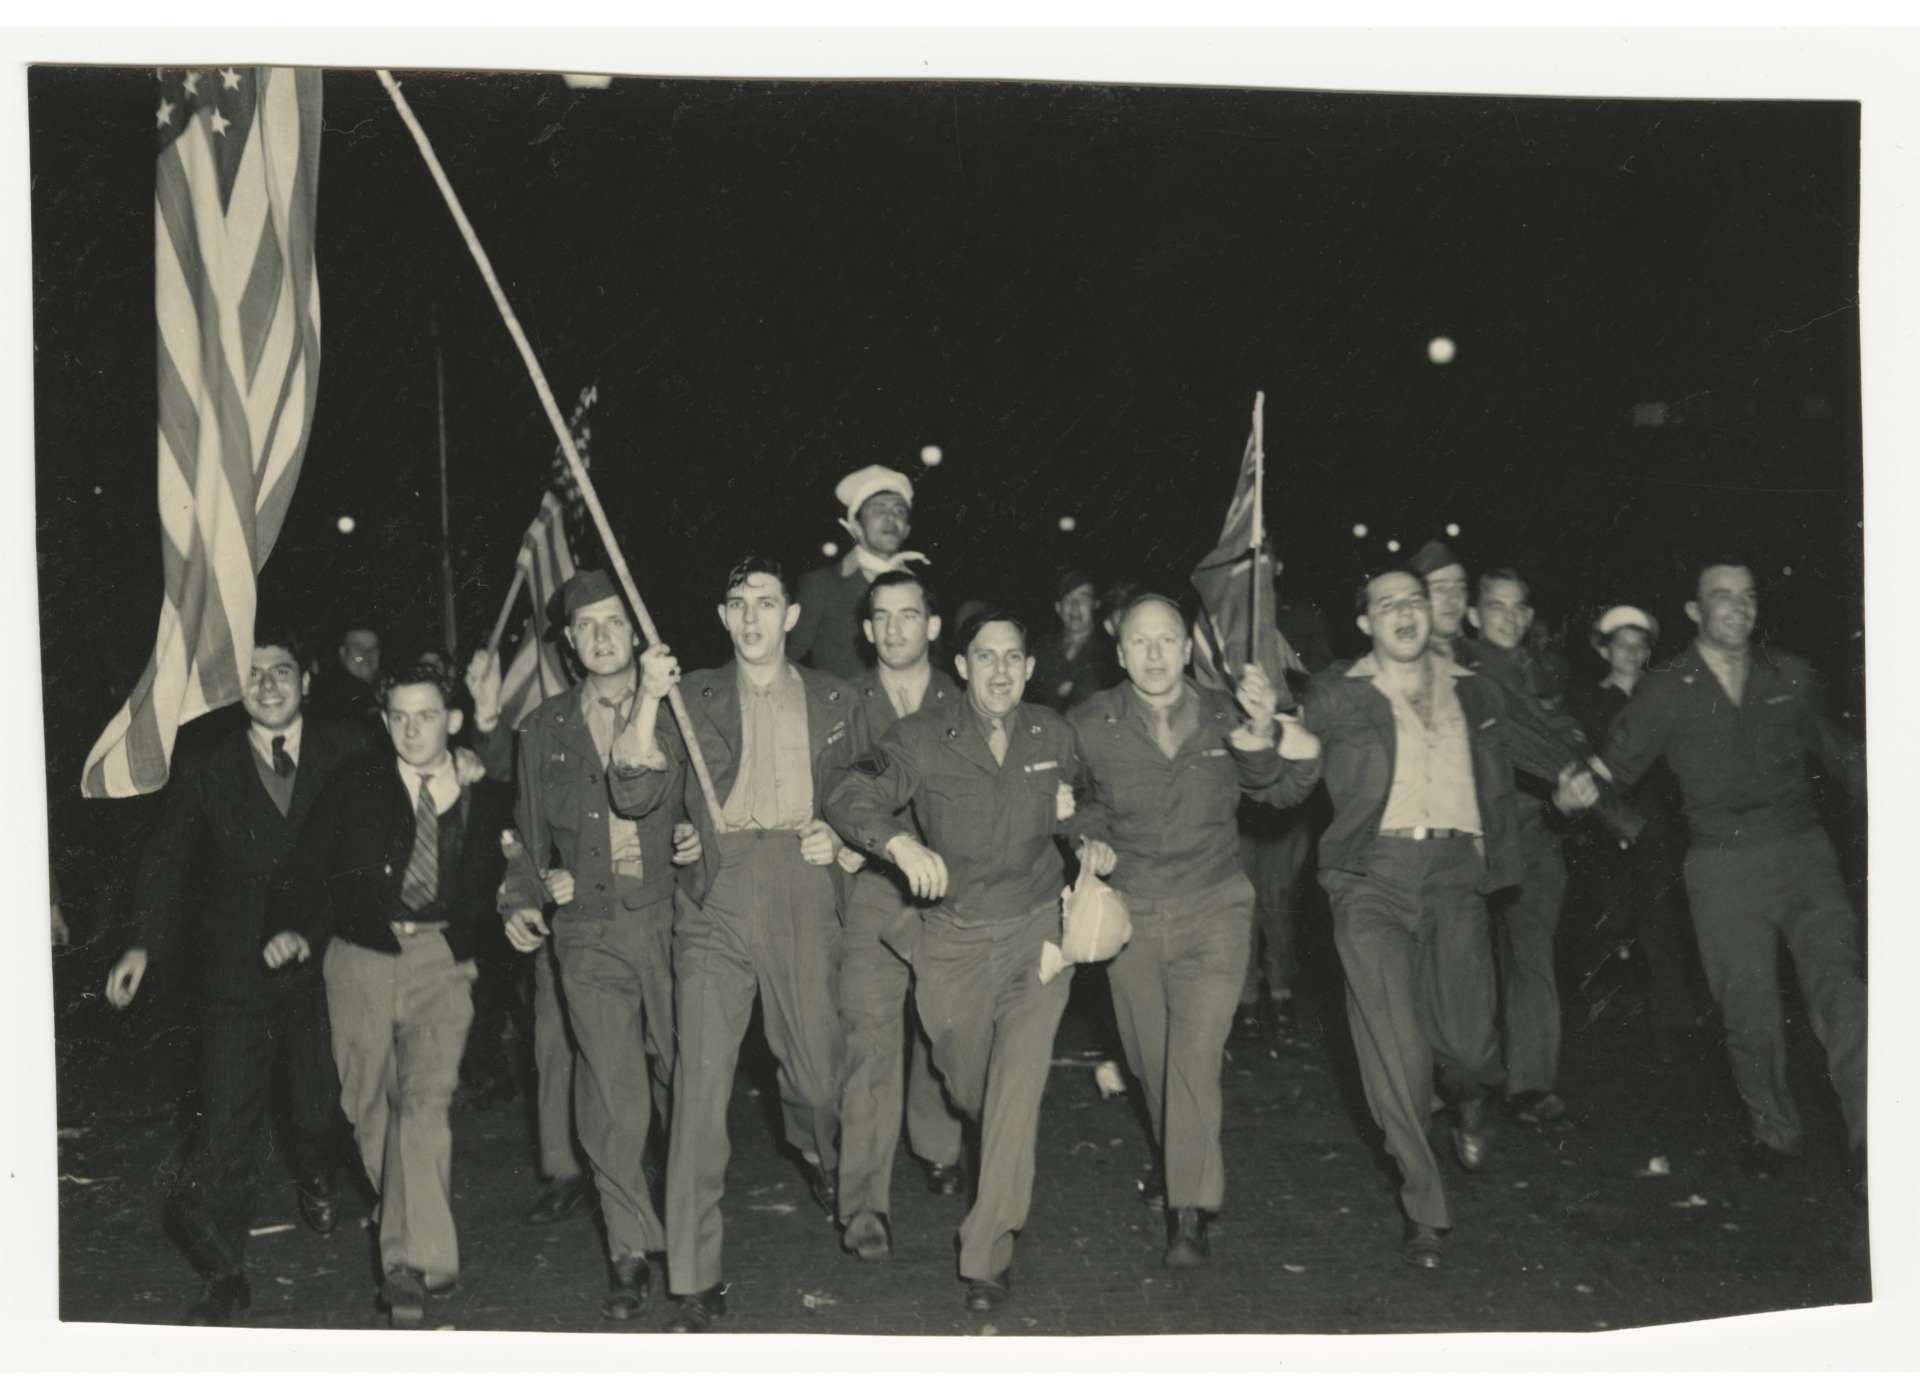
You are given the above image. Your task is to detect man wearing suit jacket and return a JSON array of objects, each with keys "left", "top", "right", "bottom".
[
  {"left": 104, "top": 621, "right": 370, "bottom": 1325},
  {"left": 263, "top": 654, "right": 513, "bottom": 1328},
  {"left": 1290, "top": 569, "right": 1595, "bottom": 1270},
  {"left": 834, "top": 571, "right": 966, "bottom": 1264},
  {"left": 609, "top": 555, "right": 864, "bottom": 1333}
]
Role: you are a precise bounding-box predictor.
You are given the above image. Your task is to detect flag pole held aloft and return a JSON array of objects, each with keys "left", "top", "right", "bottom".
[{"left": 376, "top": 69, "right": 727, "bottom": 828}]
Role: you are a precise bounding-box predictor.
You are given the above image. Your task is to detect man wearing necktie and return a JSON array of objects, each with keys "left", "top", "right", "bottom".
[
  {"left": 834, "top": 571, "right": 967, "bottom": 1264},
  {"left": 263, "top": 654, "right": 515, "bottom": 1327},
  {"left": 826, "top": 609, "right": 1097, "bottom": 1317},
  {"left": 1068, "top": 595, "right": 1322, "bottom": 1268},
  {"left": 103, "top": 622, "right": 371, "bottom": 1325},
  {"left": 497, "top": 569, "right": 700, "bottom": 1321},
  {"left": 613, "top": 556, "right": 865, "bottom": 1333},
  {"left": 790, "top": 465, "right": 931, "bottom": 681}
]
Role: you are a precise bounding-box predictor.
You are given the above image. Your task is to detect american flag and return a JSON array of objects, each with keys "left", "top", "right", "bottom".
[
  {"left": 82, "top": 67, "right": 323, "bottom": 797},
  {"left": 1189, "top": 425, "right": 1302, "bottom": 707},
  {"left": 498, "top": 490, "right": 579, "bottom": 729}
]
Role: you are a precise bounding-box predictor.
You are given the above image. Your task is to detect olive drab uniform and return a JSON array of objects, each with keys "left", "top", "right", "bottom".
[{"left": 826, "top": 696, "right": 1094, "bottom": 1286}]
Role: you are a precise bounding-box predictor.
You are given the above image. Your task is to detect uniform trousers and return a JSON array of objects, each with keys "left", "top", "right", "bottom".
[
  {"left": 667, "top": 831, "right": 845, "bottom": 1296},
  {"left": 913, "top": 902, "right": 1072, "bottom": 1283},
  {"left": 169, "top": 970, "right": 345, "bottom": 1279},
  {"left": 553, "top": 881, "right": 676, "bottom": 1262},
  {"left": 1684, "top": 828, "right": 1866, "bottom": 1153},
  {"left": 1490, "top": 832, "right": 1569, "bottom": 1098},
  {"left": 836, "top": 874, "right": 963, "bottom": 1222},
  {"left": 532, "top": 943, "right": 585, "bottom": 1181},
  {"left": 324, "top": 930, "right": 475, "bottom": 1285},
  {"left": 1324, "top": 836, "right": 1502, "bottom": 1230},
  {"left": 1108, "top": 873, "right": 1255, "bottom": 1213},
  {"left": 1592, "top": 831, "right": 1699, "bottom": 1034},
  {"left": 1238, "top": 804, "right": 1315, "bottom": 1004}
]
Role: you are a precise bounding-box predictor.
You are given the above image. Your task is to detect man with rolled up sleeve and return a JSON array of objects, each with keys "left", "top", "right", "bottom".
[
  {"left": 825, "top": 608, "right": 1092, "bottom": 1317},
  {"left": 1068, "top": 593, "right": 1322, "bottom": 1268}
]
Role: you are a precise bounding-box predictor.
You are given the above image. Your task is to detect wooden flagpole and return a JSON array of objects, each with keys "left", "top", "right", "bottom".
[
  {"left": 1249, "top": 390, "right": 1266, "bottom": 676},
  {"left": 486, "top": 567, "right": 526, "bottom": 655},
  {"left": 378, "top": 70, "right": 728, "bottom": 827}
]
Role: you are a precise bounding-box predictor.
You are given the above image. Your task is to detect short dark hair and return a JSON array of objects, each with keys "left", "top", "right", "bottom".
[
  {"left": 1693, "top": 555, "right": 1756, "bottom": 599},
  {"left": 1053, "top": 568, "right": 1098, "bottom": 603},
  {"left": 861, "top": 569, "right": 938, "bottom": 623},
  {"left": 377, "top": 653, "right": 460, "bottom": 712},
  {"left": 1353, "top": 570, "right": 1426, "bottom": 616},
  {"left": 1477, "top": 567, "right": 1530, "bottom": 604},
  {"left": 723, "top": 554, "right": 791, "bottom": 603},
  {"left": 253, "top": 617, "right": 311, "bottom": 676},
  {"left": 954, "top": 608, "right": 1029, "bottom": 656}
]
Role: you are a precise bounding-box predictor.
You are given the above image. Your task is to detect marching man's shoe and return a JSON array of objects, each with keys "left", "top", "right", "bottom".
[
  {"left": 964, "top": 1270, "right": 1012, "bottom": 1314},
  {"left": 923, "top": 1160, "right": 963, "bottom": 1198},
  {"left": 382, "top": 1266, "right": 428, "bottom": 1329},
  {"left": 524, "top": 1173, "right": 592, "bottom": 1225},
  {"left": 603, "top": 1253, "right": 651, "bottom": 1320},
  {"left": 796, "top": 1157, "right": 838, "bottom": 1219},
  {"left": 184, "top": 1272, "right": 251, "bottom": 1325},
  {"left": 1403, "top": 1223, "right": 1444, "bottom": 1270},
  {"left": 1451, "top": 1098, "right": 1490, "bottom": 1173},
  {"left": 667, "top": 1282, "right": 729, "bottom": 1333},
  {"left": 841, "top": 1210, "right": 893, "bottom": 1263},
  {"left": 1164, "top": 1208, "right": 1210, "bottom": 1268},
  {"left": 295, "top": 1175, "right": 338, "bottom": 1236},
  {"left": 1137, "top": 1167, "right": 1168, "bottom": 1212}
]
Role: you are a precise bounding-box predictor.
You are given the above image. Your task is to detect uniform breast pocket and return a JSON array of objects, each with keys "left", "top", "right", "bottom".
[
  {"left": 542, "top": 757, "right": 581, "bottom": 832},
  {"left": 925, "top": 776, "right": 993, "bottom": 856}
]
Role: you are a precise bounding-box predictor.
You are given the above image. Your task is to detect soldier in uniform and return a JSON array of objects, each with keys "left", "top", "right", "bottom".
[
  {"left": 836, "top": 570, "right": 967, "bottom": 1263},
  {"left": 1029, "top": 569, "right": 1118, "bottom": 713},
  {"left": 826, "top": 609, "right": 1095, "bottom": 1316},
  {"left": 790, "top": 465, "right": 929, "bottom": 681},
  {"left": 1069, "top": 594, "right": 1320, "bottom": 1267},
  {"left": 496, "top": 569, "right": 700, "bottom": 1321},
  {"left": 615, "top": 556, "right": 864, "bottom": 1333}
]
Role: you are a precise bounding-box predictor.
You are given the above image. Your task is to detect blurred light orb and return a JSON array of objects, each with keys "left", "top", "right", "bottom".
[
  {"left": 1445, "top": 522, "right": 1462, "bottom": 537},
  {"left": 1058, "top": 516, "right": 1077, "bottom": 533},
  {"left": 821, "top": 541, "right": 840, "bottom": 558},
  {"left": 921, "top": 444, "right": 943, "bottom": 467},
  {"left": 1351, "top": 522, "right": 1368, "bottom": 538},
  {"left": 1386, "top": 539, "right": 1401, "bottom": 553},
  {"left": 336, "top": 515, "right": 356, "bottom": 535},
  {"left": 561, "top": 73, "right": 613, "bottom": 90},
  {"left": 1782, "top": 565, "right": 1793, "bottom": 576},
  {"left": 1427, "top": 336, "right": 1457, "bottom": 365}
]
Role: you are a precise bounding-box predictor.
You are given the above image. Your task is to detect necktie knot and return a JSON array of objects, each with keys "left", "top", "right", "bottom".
[
  {"left": 987, "top": 717, "right": 1009, "bottom": 765},
  {"left": 596, "top": 689, "right": 637, "bottom": 730},
  {"left": 270, "top": 734, "right": 293, "bottom": 778}
]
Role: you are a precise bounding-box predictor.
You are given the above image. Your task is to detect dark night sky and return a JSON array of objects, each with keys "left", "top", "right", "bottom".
[{"left": 30, "top": 66, "right": 1861, "bottom": 823}]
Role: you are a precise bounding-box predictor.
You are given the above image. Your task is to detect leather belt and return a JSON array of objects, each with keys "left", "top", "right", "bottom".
[
  {"left": 391, "top": 919, "right": 451, "bottom": 937},
  {"left": 1378, "top": 826, "right": 1476, "bottom": 842}
]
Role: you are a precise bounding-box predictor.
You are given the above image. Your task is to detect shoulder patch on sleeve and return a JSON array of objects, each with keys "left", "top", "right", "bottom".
[{"left": 853, "top": 750, "right": 890, "bottom": 777}]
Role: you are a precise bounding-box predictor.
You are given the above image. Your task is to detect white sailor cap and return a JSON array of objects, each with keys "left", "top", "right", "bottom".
[
  {"left": 835, "top": 465, "right": 914, "bottom": 521},
  {"left": 1593, "top": 604, "right": 1659, "bottom": 644}
]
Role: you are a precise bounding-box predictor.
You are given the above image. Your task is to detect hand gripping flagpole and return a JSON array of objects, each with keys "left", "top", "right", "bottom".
[{"left": 378, "top": 70, "right": 728, "bottom": 829}]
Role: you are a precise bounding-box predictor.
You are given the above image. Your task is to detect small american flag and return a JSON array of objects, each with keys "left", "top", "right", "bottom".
[
  {"left": 498, "top": 490, "right": 579, "bottom": 729},
  {"left": 82, "top": 67, "right": 323, "bottom": 797},
  {"left": 1189, "top": 425, "right": 1301, "bottom": 706}
]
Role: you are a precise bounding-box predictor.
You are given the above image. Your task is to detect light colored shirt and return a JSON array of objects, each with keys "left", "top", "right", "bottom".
[
  {"left": 248, "top": 715, "right": 304, "bottom": 771},
  {"left": 1131, "top": 681, "right": 1199, "bottom": 760},
  {"left": 722, "top": 664, "right": 814, "bottom": 831},
  {"left": 1366, "top": 654, "right": 1481, "bottom": 834},
  {"left": 883, "top": 662, "right": 933, "bottom": 720},
  {"left": 581, "top": 682, "right": 644, "bottom": 872},
  {"left": 396, "top": 752, "right": 461, "bottom": 818}
]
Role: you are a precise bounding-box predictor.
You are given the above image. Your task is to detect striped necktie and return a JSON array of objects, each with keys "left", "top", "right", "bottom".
[{"left": 400, "top": 777, "right": 440, "bottom": 912}]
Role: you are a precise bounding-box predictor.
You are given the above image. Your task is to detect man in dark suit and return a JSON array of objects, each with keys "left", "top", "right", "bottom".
[
  {"left": 262, "top": 653, "right": 514, "bottom": 1328},
  {"left": 834, "top": 570, "right": 966, "bottom": 1264},
  {"left": 1290, "top": 569, "right": 1595, "bottom": 1270},
  {"left": 104, "top": 621, "right": 371, "bottom": 1325},
  {"left": 610, "top": 555, "right": 865, "bottom": 1333}
]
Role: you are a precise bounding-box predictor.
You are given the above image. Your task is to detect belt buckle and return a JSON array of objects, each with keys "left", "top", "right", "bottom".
[{"left": 1412, "top": 824, "right": 1429, "bottom": 841}]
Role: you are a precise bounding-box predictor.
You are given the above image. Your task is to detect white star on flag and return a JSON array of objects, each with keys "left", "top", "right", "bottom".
[
  {"left": 221, "top": 67, "right": 242, "bottom": 90},
  {"left": 209, "top": 109, "right": 230, "bottom": 137},
  {"left": 155, "top": 99, "right": 174, "bottom": 128},
  {"left": 181, "top": 70, "right": 199, "bottom": 96}
]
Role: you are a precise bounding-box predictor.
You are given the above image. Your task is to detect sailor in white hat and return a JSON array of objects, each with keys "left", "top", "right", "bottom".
[{"left": 790, "top": 465, "right": 931, "bottom": 682}]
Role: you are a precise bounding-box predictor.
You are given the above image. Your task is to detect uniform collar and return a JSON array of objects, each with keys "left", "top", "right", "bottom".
[{"left": 1345, "top": 652, "right": 1473, "bottom": 680}]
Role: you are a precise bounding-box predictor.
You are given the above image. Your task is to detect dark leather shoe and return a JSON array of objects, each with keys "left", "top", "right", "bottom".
[
  {"left": 1228, "top": 1002, "right": 1268, "bottom": 1047},
  {"left": 841, "top": 1210, "right": 892, "bottom": 1263},
  {"left": 964, "top": 1270, "right": 1012, "bottom": 1314},
  {"left": 797, "top": 1158, "right": 838, "bottom": 1218},
  {"left": 296, "top": 1177, "right": 338, "bottom": 1236},
  {"left": 602, "top": 1253, "right": 651, "bottom": 1320},
  {"left": 1741, "top": 1139, "right": 1799, "bottom": 1181},
  {"left": 1137, "top": 1167, "right": 1168, "bottom": 1211},
  {"left": 525, "top": 1173, "right": 592, "bottom": 1224},
  {"left": 1403, "top": 1223, "right": 1444, "bottom": 1270},
  {"left": 1163, "top": 1208, "right": 1210, "bottom": 1268},
  {"left": 923, "top": 1160, "right": 963, "bottom": 1198},
  {"left": 667, "top": 1282, "right": 729, "bottom": 1333},
  {"left": 1451, "top": 1098, "right": 1490, "bottom": 1173},
  {"left": 184, "top": 1273, "right": 251, "bottom": 1325},
  {"left": 1508, "top": 1090, "right": 1568, "bottom": 1125},
  {"left": 382, "top": 1266, "right": 428, "bottom": 1329}
]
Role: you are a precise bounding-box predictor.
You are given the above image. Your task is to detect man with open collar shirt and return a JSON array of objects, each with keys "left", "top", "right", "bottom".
[
  {"left": 834, "top": 569, "right": 967, "bottom": 1264},
  {"left": 826, "top": 608, "right": 1096, "bottom": 1317},
  {"left": 1067, "top": 593, "right": 1322, "bottom": 1269},
  {"left": 1595, "top": 558, "right": 1865, "bottom": 1196},
  {"left": 1293, "top": 568, "right": 1596, "bottom": 1271},
  {"left": 608, "top": 554, "right": 865, "bottom": 1334}
]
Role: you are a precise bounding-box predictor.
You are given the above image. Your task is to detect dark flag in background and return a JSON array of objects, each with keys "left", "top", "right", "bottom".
[
  {"left": 83, "top": 67, "right": 323, "bottom": 797},
  {"left": 1190, "top": 424, "right": 1301, "bottom": 707}
]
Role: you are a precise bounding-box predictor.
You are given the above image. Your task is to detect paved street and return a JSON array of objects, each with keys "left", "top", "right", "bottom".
[{"left": 50, "top": 927, "right": 1870, "bottom": 1338}]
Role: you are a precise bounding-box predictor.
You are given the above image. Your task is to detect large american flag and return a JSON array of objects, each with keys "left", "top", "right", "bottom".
[
  {"left": 82, "top": 67, "right": 323, "bottom": 797},
  {"left": 498, "top": 489, "right": 579, "bottom": 729}
]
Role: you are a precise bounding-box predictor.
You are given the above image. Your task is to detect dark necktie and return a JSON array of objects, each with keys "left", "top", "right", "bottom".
[
  {"left": 400, "top": 777, "right": 440, "bottom": 912},
  {"left": 271, "top": 735, "right": 294, "bottom": 779},
  {"left": 596, "top": 689, "right": 637, "bottom": 733}
]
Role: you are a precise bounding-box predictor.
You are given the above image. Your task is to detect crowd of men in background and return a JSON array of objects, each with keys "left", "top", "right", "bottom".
[{"left": 91, "top": 463, "right": 1867, "bottom": 1331}]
